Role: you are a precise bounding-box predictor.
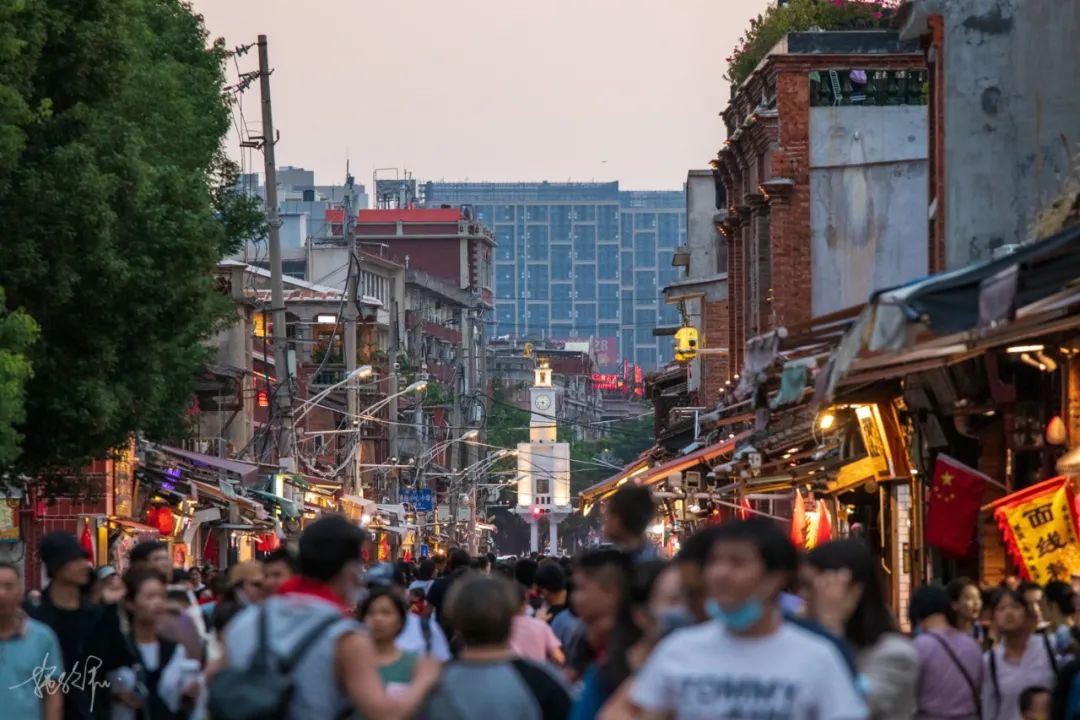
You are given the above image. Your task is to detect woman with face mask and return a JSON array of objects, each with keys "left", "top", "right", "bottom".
[
  {"left": 802, "top": 539, "right": 918, "bottom": 720},
  {"left": 983, "top": 587, "right": 1059, "bottom": 720},
  {"left": 570, "top": 560, "right": 682, "bottom": 720}
]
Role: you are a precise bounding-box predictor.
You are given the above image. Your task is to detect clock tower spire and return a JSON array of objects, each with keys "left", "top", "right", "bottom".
[{"left": 517, "top": 357, "right": 571, "bottom": 554}]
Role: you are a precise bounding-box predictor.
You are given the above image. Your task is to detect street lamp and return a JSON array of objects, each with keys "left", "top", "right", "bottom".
[{"left": 294, "top": 365, "right": 373, "bottom": 424}]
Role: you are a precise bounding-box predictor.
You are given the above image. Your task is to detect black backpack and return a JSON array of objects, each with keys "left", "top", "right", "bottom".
[{"left": 207, "top": 605, "right": 340, "bottom": 720}]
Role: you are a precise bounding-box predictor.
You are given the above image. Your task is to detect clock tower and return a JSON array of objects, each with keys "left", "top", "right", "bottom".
[{"left": 516, "top": 359, "right": 571, "bottom": 553}]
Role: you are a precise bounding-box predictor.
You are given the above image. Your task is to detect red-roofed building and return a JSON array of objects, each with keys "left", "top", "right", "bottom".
[{"left": 326, "top": 207, "right": 495, "bottom": 307}]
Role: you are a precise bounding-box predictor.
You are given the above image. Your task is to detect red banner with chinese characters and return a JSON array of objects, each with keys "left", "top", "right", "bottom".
[{"left": 993, "top": 476, "right": 1080, "bottom": 584}]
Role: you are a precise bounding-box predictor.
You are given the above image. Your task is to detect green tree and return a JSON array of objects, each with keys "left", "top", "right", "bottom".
[
  {"left": 0, "top": 1, "right": 260, "bottom": 481},
  {"left": 0, "top": 288, "right": 38, "bottom": 466}
]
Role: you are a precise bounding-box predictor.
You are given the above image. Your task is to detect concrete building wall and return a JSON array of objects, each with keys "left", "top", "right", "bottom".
[
  {"left": 808, "top": 105, "right": 929, "bottom": 315},
  {"left": 686, "top": 171, "right": 722, "bottom": 279},
  {"left": 912, "top": 0, "right": 1080, "bottom": 268}
]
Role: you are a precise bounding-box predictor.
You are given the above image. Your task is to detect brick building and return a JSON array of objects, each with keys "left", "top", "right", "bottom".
[{"left": 714, "top": 31, "right": 929, "bottom": 375}]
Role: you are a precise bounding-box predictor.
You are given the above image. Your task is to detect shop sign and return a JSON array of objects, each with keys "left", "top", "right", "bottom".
[
  {"left": 114, "top": 452, "right": 134, "bottom": 519},
  {"left": 419, "top": 543, "right": 429, "bottom": 558},
  {"left": 400, "top": 488, "right": 434, "bottom": 512},
  {"left": 994, "top": 476, "right": 1080, "bottom": 584},
  {"left": 0, "top": 493, "right": 21, "bottom": 543},
  {"left": 854, "top": 404, "right": 892, "bottom": 479}
]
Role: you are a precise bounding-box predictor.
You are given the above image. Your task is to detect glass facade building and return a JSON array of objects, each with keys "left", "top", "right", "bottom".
[{"left": 423, "top": 182, "right": 685, "bottom": 370}]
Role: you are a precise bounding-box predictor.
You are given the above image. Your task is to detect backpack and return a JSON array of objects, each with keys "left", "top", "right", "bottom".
[{"left": 207, "top": 605, "right": 340, "bottom": 720}]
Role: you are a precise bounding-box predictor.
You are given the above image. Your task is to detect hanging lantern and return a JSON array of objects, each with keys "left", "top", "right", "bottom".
[
  {"left": 146, "top": 506, "right": 159, "bottom": 528},
  {"left": 1047, "top": 416, "right": 1068, "bottom": 446},
  {"left": 790, "top": 491, "right": 807, "bottom": 549},
  {"left": 156, "top": 506, "right": 174, "bottom": 536}
]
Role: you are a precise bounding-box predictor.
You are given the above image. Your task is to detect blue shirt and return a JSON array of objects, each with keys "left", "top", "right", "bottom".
[{"left": 0, "top": 614, "right": 64, "bottom": 720}]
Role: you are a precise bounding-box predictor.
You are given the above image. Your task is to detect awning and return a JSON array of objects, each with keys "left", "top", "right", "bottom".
[
  {"left": 249, "top": 490, "right": 300, "bottom": 519},
  {"left": 109, "top": 518, "right": 159, "bottom": 534},
  {"left": 579, "top": 432, "right": 750, "bottom": 505},
  {"left": 158, "top": 446, "right": 259, "bottom": 484}
]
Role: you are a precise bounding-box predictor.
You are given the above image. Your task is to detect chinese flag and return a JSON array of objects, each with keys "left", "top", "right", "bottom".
[
  {"left": 80, "top": 525, "right": 95, "bottom": 559},
  {"left": 791, "top": 491, "right": 807, "bottom": 549},
  {"left": 925, "top": 454, "right": 990, "bottom": 557}
]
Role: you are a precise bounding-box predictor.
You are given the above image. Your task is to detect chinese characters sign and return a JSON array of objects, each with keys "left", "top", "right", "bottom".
[{"left": 994, "top": 476, "right": 1080, "bottom": 584}]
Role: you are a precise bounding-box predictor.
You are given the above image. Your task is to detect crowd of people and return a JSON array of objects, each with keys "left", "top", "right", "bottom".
[{"left": 7, "top": 483, "right": 1080, "bottom": 719}]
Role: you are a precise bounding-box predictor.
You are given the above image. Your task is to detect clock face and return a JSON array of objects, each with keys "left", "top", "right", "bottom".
[{"left": 535, "top": 394, "right": 552, "bottom": 411}]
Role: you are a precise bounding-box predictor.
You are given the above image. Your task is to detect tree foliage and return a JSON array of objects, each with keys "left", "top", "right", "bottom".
[
  {"left": 0, "top": 0, "right": 260, "bottom": 480},
  {"left": 726, "top": 0, "right": 900, "bottom": 86},
  {"left": 0, "top": 287, "right": 38, "bottom": 467}
]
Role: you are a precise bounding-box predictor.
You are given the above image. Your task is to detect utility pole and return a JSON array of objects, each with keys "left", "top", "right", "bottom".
[
  {"left": 342, "top": 172, "right": 360, "bottom": 496},
  {"left": 257, "top": 35, "right": 296, "bottom": 485}
]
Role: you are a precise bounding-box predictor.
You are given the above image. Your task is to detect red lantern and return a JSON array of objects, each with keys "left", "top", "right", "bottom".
[
  {"left": 156, "top": 506, "right": 174, "bottom": 535},
  {"left": 146, "top": 506, "right": 159, "bottom": 528}
]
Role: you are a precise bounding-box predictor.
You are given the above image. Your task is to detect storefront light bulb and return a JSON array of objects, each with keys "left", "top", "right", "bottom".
[{"left": 818, "top": 413, "right": 835, "bottom": 430}]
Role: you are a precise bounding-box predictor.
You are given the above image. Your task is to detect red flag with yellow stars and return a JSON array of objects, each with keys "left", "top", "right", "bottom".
[
  {"left": 993, "top": 476, "right": 1080, "bottom": 584},
  {"left": 925, "top": 454, "right": 990, "bottom": 557}
]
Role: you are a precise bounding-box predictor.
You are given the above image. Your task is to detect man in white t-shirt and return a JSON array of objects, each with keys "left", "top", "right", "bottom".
[{"left": 631, "top": 517, "right": 867, "bottom": 720}]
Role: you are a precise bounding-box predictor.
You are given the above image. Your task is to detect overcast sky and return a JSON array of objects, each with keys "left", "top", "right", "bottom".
[{"left": 192, "top": 0, "right": 770, "bottom": 192}]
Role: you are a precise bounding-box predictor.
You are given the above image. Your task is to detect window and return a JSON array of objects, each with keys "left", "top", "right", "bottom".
[
  {"left": 525, "top": 205, "right": 548, "bottom": 222},
  {"left": 600, "top": 299, "right": 618, "bottom": 320},
  {"left": 621, "top": 330, "right": 634, "bottom": 361},
  {"left": 635, "top": 309, "right": 655, "bottom": 345},
  {"left": 621, "top": 291, "right": 634, "bottom": 324},
  {"left": 635, "top": 232, "right": 657, "bottom": 267},
  {"left": 598, "top": 205, "right": 619, "bottom": 244},
  {"left": 573, "top": 205, "right": 596, "bottom": 222},
  {"left": 495, "top": 205, "right": 515, "bottom": 223},
  {"left": 659, "top": 303, "right": 679, "bottom": 325},
  {"left": 635, "top": 270, "right": 656, "bottom": 302},
  {"left": 658, "top": 342, "right": 673, "bottom": 364},
  {"left": 598, "top": 255, "right": 618, "bottom": 280},
  {"left": 658, "top": 214, "right": 679, "bottom": 249},
  {"left": 620, "top": 251, "right": 634, "bottom": 285},
  {"left": 527, "top": 265, "right": 549, "bottom": 300},
  {"left": 474, "top": 205, "right": 493, "bottom": 225},
  {"left": 495, "top": 226, "right": 515, "bottom": 261},
  {"left": 574, "top": 303, "right": 596, "bottom": 333},
  {"left": 551, "top": 323, "right": 573, "bottom": 340},
  {"left": 551, "top": 245, "right": 572, "bottom": 281},
  {"left": 635, "top": 212, "right": 657, "bottom": 230},
  {"left": 527, "top": 303, "right": 549, "bottom": 332},
  {"left": 637, "top": 347, "right": 657, "bottom": 369},
  {"left": 621, "top": 214, "right": 634, "bottom": 249},
  {"left": 551, "top": 206, "right": 572, "bottom": 243},
  {"left": 551, "top": 292, "right": 572, "bottom": 321},
  {"left": 574, "top": 265, "right": 596, "bottom": 300},
  {"left": 574, "top": 224, "right": 596, "bottom": 261},
  {"left": 496, "top": 265, "right": 515, "bottom": 299},
  {"left": 526, "top": 225, "right": 548, "bottom": 262},
  {"left": 497, "top": 305, "right": 516, "bottom": 331},
  {"left": 599, "top": 323, "right": 620, "bottom": 343}
]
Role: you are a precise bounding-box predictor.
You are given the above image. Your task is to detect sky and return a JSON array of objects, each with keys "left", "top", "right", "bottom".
[{"left": 192, "top": 0, "right": 771, "bottom": 193}]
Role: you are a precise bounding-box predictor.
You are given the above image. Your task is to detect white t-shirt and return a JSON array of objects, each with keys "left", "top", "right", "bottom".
[
  {"left": 395, "top": 612, "right": 452, "bottom": 661},
  {"left": 632, "top": 621, "right": 868, "bottom": 720}
]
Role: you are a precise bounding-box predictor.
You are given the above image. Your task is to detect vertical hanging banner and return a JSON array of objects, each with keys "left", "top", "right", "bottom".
[{"left": 993, "top": 476, "right": 1080, "bottom": 583}]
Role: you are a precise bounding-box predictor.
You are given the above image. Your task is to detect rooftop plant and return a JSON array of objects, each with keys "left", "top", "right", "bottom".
[{"left": 726, "top": 0, "right": 901, "bottom": 87}]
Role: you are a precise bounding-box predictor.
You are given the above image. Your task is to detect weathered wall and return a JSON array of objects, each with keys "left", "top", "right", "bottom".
[
  {"left": 809, "top": 105, "right": 929, "bottom": 315},
  {"left": 686, "top": 170, "right": 723, "bottom": 279},
  {"left": 934, "top": 0, "right": 1080, "bottom": 267}
]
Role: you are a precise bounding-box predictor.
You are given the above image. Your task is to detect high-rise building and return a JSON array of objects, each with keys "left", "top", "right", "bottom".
[{"left": 422, "top": 181, "right": 685, "bottom": 369}]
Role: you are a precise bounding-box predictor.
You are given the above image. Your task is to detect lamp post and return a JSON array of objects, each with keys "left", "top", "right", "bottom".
[
  {"left": 347, "top": 380, "right": 428, "bottom": 496},
  {"left": 294, "top": 365, "right": 373, "bottom": 425}
]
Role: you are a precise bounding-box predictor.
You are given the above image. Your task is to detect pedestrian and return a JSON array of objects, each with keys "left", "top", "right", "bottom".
[
  {"left": 515, "top": 558, "right": 542, "bottom": 616},
  {"left": 983, "top": 587, "right": 1058, "bottom": 720},
  {"left": 535, "top": 562, "right": 582, "bottom": 650},
  {"left": 909, "top": 584, "right": 983, "bottom": 720},
  {"left": 355, "top": 586, "right": 421, "bottom": 720},
  {"left": 0, "top": 561, "right": 64, "bottom": 720},
  {"left": 29, "top": 531, "right": 131, "bottom": 720},
  {"left": 1020, "top": 686, "right": 1050, "bottom": 720},
  {"left": 111, "top": 570, "right": 202, "bottom": 720},
  {"left": 602, "top": 484, "right": 658, "bottom": 562},
  {"left": 189, "top": 567, "right": 205, "bottom": 597},
  {"left": 509, "top": 583, "right": 564, "bottom": 664},
  {"left": 426, "top": 548, "right": 471, "bottom": 633},
  {"left": 566, "top": 548, "right": 631, "bottom": 684},
  {"left": 947, "top": 577, "right": 988, "bottom": 648},
  {"left": 671, "top": 525, "right": 719, "bottom": 624},
  {"left": 213, "top": 516, "right": 440, "bottom": 719},
  {"left": 577, "top": 561, "right": 682, "bottom": 720},
  {"left": 261, "top": 547, "right": 296, "bottom": 597},
  {"left": 630, "top": 518, "right": 867, "bottom": 720},
  {"left": 803, "top": 539, "right": 918, "bottom": 720},
  {"left": 1023, "top": 582, "right": 1048, "bottom": 630},
  {"left": 1042, "top": 581, "right": 1077, "bottom": 657},
  {"left": 94, "top": 566, "right": 127, "bottom": 605},
  {"left": 410, "top": 587, "right": 428, "bottom": 616},
  {"left": 416, "top": 574, "right": 572, "bottom": 720},
  {"left": 363, "top": 561, "right": 452, "bottom": 661},
  {"left": 129, "top": 541, "right": 171, "bottom": 582},
  {"left": 408, "top": 559, "right": 436, "bottom": 601},
  {"left": 226, "top": 561, "right": 266, "bottom": 606}
]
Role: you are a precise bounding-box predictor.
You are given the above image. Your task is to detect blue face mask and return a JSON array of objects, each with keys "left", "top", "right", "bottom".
[{"left": 705, "top": 597, "right": 764, "bottom": 632}]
